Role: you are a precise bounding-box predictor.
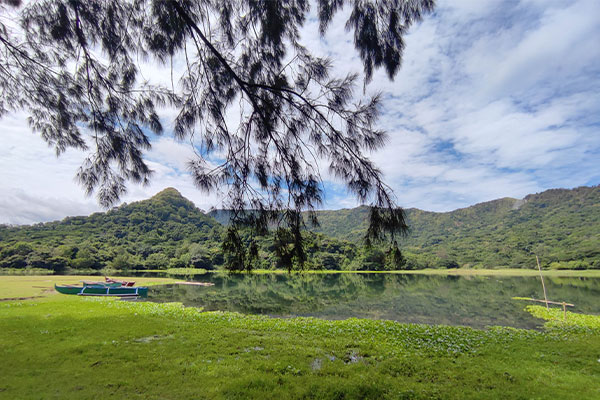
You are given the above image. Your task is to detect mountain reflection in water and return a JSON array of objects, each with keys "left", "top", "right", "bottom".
[{"left": 144, "top": 273, "right": 600, "bottom": 330}]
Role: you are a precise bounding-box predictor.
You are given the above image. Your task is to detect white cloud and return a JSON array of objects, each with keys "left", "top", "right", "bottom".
[
  {"left": 145, "top": 137, "right": 199, "bottom": 171},
  {"left": 0, "top": 114, "right": 225, "bottom": 224},
  {"left": 363, "top": 0, "right": 600, "bottom": 210},
  {"left": 0, "top": 188, "right": 99, "bottom": 225},
  {"left": 1, "top": 0, "right": 599, "bottom": 223},
  {"left": 0, "top": 113, "right": 102, "bottom": 223}
]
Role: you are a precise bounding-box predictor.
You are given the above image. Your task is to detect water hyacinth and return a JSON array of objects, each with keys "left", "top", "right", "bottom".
[
  {"left": 526, "top": 305, "right": 600, "bottom": 337},
  {"left": 95, "top": 297, "right": 553, "bottom": 357}
]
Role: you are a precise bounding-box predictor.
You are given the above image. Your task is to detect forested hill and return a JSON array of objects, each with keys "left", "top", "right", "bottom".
[
  {"left": 0, "top": 188, "right": 225, "bottom": 271},
  {"left": 0, "top": 188, "right": 358, "bottom": 272},
  {"left": 1, "top": 186, "right": 598, "bottom": 272},
  {"left": 311, "top": 186, "right": 600, "bottom": 269},
  {"left": 1, "top": 187, "right": 220, "bottom": 242}
]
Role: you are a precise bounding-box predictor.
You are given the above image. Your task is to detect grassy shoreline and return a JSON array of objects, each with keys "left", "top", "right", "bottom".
[
  {"left": 1, "top": 276, "right": 599, "bottom": 398},
  {"left": 167, "top": 267, "right": 600, "bottom": 278},
  {"left": 4, "top": 268, "right": 600, "bottom": 279},
  {"left": 0, "top": 275, "right": 178, "bottom": 301}
]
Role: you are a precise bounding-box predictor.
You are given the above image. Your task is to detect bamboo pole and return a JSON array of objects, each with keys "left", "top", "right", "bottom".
[
  {"left": 536, "top": 255, "right": 549, "bottom": 310},
  {"left": 517, "top": 298, "right": 574, "bottom": 307}
]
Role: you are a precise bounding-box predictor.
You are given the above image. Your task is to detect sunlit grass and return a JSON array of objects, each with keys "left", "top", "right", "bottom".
[{"left": 145, "top": 268, "right": 209, "bottom": 275}]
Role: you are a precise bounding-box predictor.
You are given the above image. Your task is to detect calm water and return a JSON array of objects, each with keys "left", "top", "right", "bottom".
[{"left": 143, "top": 273, "right": 600, "bottom": 330}]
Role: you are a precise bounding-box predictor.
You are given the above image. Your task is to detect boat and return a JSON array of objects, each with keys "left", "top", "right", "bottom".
[
  {"left": 54, "top": 284, "right": 148, "bottom": 297},
  {"left": 81, "top": 281, "right": 122, "bottom": 287},
  {"left": 104, "top": 276, "right": 136, "bottom": 287}
]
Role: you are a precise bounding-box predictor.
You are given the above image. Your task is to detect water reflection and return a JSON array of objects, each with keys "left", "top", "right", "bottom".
[{"left": 145, "top": 273, "right": 600, "bottom": 330}]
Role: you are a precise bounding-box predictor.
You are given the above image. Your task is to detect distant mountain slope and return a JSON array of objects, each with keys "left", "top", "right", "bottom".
[
  {"left": 312, "top": 186, "right": 600, "bottom": 268},
  {"left": 208, "top": 209, "right": 240, "bottom": 226},
  {"left": 209, "top": 186, "right": 599, "bottom": 268},
  {"left": 309, "top": 206, "right": 372, "bottom": 243}
]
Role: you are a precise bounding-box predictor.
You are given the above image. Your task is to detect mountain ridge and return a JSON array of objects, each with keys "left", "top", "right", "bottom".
[
  {"left": 0, "top": 185, "right": 584, "bottom": 227},
  {"left": 0, "top": 185, "right": 598, "bottom": 271},
  {"left": 311, "top": 186, "right": 599, "bottom": 268}
]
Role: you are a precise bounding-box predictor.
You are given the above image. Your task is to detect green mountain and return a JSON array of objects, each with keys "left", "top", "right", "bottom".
[
  {"left": 312, "top": 186, "right": 600, "bottom": 269},
  {"left": 208, "top": 186, "right": 599, "bottom": 269},
  {"left": 1, "top": 186, "right": 598, "bottom": 272},
  {"left": 0, "top": 188, "right": 358, "bottom": 272},
  {"left": 0, "top": 188, "right": 224, "bottom": 271}
]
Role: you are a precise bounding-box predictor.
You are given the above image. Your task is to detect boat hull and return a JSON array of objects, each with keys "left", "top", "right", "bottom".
[{"left": 55, "top": 284, "right": 148, "bottom": 297}]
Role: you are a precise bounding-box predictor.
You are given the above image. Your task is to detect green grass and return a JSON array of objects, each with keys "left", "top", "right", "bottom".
[
  {"left": 216, "top": 267, "right": 600, "bottom": 278},
  {"left": 1, "top": 276, "right": 599, "bottom": 399},
  {"left": 145, "top": 268, "right": 209, "bottom": 275},
  {"left": 0, "top": 267, "right": 54, "bottom": 275}
]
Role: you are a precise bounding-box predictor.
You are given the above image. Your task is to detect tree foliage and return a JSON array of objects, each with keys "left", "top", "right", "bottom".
[{"left": 0, "top": 0, "right": 435, "bottom": 270}]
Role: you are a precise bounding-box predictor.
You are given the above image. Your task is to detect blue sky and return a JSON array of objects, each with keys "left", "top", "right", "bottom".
[{"left": 1, "top": 0, "right": 599, "bottom": 224}]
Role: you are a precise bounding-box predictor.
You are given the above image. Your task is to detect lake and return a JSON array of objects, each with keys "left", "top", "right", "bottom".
[{"left": 143, "top": 273, "right": 600, "bottom": 330}]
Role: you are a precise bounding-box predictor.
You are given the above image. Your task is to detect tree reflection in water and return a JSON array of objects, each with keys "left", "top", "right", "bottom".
[{"left": 147, "top": 273, "right": 600, "bottom": 330}]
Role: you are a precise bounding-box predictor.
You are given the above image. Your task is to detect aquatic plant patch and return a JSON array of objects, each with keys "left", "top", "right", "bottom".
[{"left": 527, "top": 305, "right": 600, "bottom": 335}]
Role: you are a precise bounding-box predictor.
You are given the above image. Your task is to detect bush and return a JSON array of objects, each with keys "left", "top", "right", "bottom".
[
  {"left": 548, "top": 260, "right": 590, "bottom": 270},
  {"left": 144, "top": 253, "right": 169, "bottom": 270}
]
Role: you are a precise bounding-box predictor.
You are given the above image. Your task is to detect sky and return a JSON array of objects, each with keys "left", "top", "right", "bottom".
[{"left": 1, "top": 0, "right": 599, "bottom": 224}]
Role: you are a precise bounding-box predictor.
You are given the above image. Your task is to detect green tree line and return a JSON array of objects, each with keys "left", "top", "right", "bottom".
[
  {"left": 0, "top": 188, "right": 405, "bottom": 272},
  {"left": 2, "top": 186, "right": 599, "bottom": 272}
]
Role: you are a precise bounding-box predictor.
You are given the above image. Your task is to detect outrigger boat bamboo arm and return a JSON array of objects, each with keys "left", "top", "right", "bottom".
[
  {"left": 513, "top": 297, "right": 574, "bottom": 307},
  {"left": 76, "top": 292, "right": 140, "bottom": 297}
]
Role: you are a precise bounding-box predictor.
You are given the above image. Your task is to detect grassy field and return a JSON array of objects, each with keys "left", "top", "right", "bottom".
[{"left": 1, "top": 276, "right": 599, "bottom": 399}]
